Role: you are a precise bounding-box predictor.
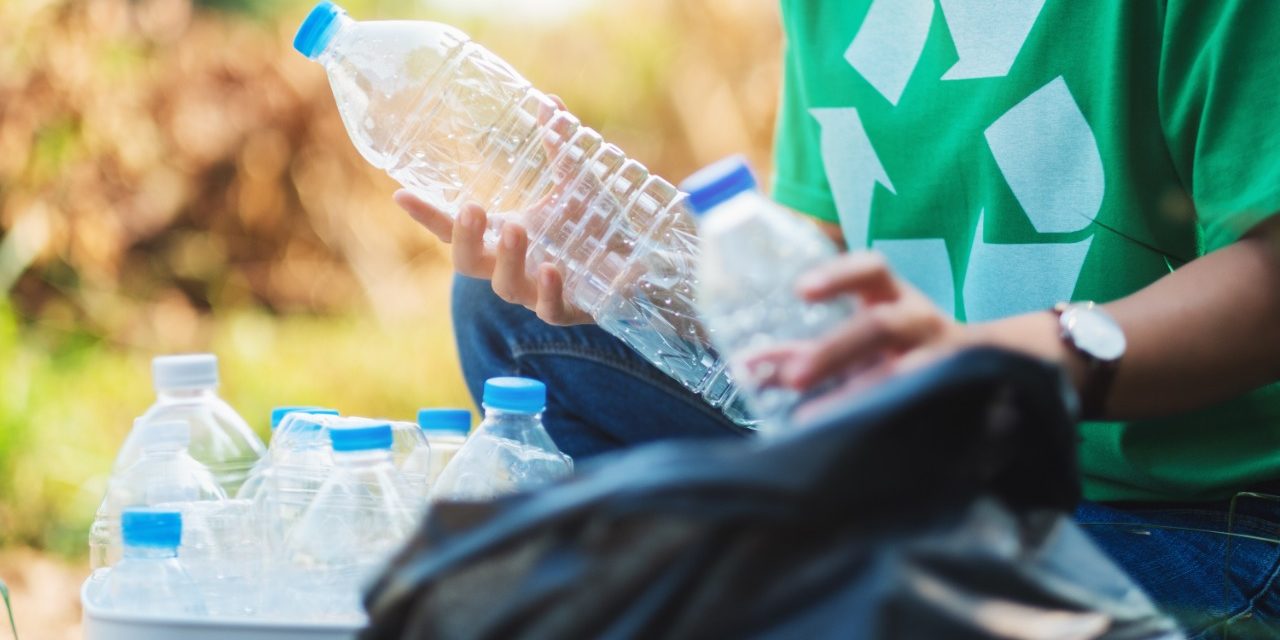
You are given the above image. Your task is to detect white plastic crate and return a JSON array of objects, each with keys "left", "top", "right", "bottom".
[{"left": 81, "top": 581, "right": 364, "bottom": 640}]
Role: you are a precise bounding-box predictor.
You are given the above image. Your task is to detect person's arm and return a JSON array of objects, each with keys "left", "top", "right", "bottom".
[
  {"left": 772, "top": 217, "right": 1280, "bottom": 421},
  {"left": 983, "top": 216, "right": 1280, "bottom": 418}
]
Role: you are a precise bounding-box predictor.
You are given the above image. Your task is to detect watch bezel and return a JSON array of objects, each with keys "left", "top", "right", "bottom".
[{"left": 1056, "top": 302, "right": 1126, "bottom": 364}]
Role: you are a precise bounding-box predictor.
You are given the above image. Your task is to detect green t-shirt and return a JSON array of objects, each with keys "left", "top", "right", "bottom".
[{"left": 773, "top": 0, "right": 1280, "bottom": 502}]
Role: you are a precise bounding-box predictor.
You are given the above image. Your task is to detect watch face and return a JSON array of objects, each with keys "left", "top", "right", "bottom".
[{"left": 1062, "top": 305, "right": 1126, "bottom": 362}]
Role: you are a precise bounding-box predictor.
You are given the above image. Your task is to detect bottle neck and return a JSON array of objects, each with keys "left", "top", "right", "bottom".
[
  {"left": 332, "top": 448, "right": 394, "bottom": 468},
  {"left": 156, "top": 387, "right": 218, "bottom": 403},
  {"left": 123, "top": 544, "right": 178, "bottom": 560},
  {"left": 480, "top": 407, "right": 547, "bottom": 439},
  {"left": 139, "top": 444, "right": 185, "bottom": 460},
  {"left": 315, "top": 15, "right": 355, "bottom": 64}
]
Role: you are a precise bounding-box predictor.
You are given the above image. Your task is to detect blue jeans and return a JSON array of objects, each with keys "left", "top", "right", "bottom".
[
  {"left": 451, "top": 274, "right": 1280, "bottom": 637},
  {"left": 451, "top": 275, "right": 750, "bottom": 457},
  {"left": 1075, "top": 499, "right": 1280, "bottom": 639}
]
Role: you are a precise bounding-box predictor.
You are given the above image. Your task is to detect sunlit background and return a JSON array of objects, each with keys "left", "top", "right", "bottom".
[{"left": 0, "top": 0, "right": 780, "bottom": 635}]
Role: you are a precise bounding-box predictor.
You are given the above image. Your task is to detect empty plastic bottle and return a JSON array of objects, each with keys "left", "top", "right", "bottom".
[
  {"left": 236, "top": 407, "right": 340, "bottom": 502},
  {"left": 389, "top": 419, "right": 432, "bottom": 506},
  {"left": 417, "top": 408, "right": 470, "bottom": 485},
  {"left": 271, "top": 405, "right": 332, "bottom": 431},
  {"left": 113, "top": 354, "right": 265, "bottom": 496},
  {"left": 179, "top": 498, "right": 261, "bottom": 617},
  {"left": 431, "top": 378, "right": 571, "bottom": 502},
  {"left": 283, "top": 422, "right": 417, "bottom": 621},
  {"left": 293, "top": 2, "right": 752, "bottom": 425},
  {"left": 95, "top": 508, "right": 207, "bottom": 616},
  {"left": 255, "top": 413, "right": 339, "bottom": 546},
  {"left": 686, "top": 157, "right": 852, "bottom": 434},
  {"left": 90, "top": 419, "right": 228, "bottom": 572}
]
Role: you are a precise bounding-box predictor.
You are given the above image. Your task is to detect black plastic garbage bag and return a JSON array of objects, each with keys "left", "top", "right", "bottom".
[{"left": 362, "top": 348, "right": 1182, "bottom": 639}]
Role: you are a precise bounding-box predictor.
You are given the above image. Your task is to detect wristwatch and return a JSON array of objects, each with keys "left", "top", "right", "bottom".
[{"left": 1053, "top": 302, "right": 1126, "bottom": 419}]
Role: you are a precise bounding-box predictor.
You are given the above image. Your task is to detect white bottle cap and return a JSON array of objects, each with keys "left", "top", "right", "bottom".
[
  {"left": 152, "top": 354, "right": 219, "bottom": 391},
  {"left": 137, "top": 419, "right": 191, "bottom": 450}
]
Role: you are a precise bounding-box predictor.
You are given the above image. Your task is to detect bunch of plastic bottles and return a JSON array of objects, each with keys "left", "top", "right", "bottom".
[
  {"left": 86, "top": 354, "right": 572, "bottom": 623},
  {"left": 85, "top": 0, "right": 853, "bottom": 624}
]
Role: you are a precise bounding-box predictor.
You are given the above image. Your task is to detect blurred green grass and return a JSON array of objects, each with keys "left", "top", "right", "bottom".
[{"left": 0, "top": 288, "right": 470, "bottom": 558}]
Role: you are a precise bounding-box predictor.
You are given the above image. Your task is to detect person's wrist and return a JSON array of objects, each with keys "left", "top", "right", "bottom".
[{"left": 964, "top": 313, "right": 1088, "bottom": 393}]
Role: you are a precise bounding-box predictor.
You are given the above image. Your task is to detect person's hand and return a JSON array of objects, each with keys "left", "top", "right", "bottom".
[
  {"left": 748, "top": 251, "right": 969, "bottom": 397},
  {"left": 393, "top": 192, "right": 592, "bottom": 326},
  {"left": 746, "top": 250, "right": 1076, "bottom": 422},
  {"left": 392, "top": 92, "right": 592, "bottom": 326}
]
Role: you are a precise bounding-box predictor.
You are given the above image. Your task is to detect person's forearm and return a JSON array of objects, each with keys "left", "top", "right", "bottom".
[{"left": 973, "top": 218, "right": 1280, "bottom": 420}]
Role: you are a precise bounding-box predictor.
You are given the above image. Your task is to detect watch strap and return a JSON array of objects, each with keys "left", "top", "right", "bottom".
[
  {"left": 1079, "top": 357, "right": 1118, "bottom": 420},
  {"left": 1053, "top": 302, "right": 1121, "bottom": 420}
]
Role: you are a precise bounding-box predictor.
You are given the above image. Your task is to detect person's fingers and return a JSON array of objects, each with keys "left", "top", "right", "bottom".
[
  {"left": 790, "top": 358, "right": 897, "bottom": 425},
  {"left": 547, "top": 93, "right": 567, "bottom": 111},
  {"left": 393, "top": 189, "right": 454, "bottom": 243},
  {"left": 735, "top": 346, "right": 796, "bottom": 389},
  {"left": 452, "top": 202, "right": 496, "bottom": 278},
  {"left": 491, "top": 223, "right": 536, "bottom": 306},
  {"left": 796, "top": 251, "right": 900, "bottom": 304},
  {"left": 533, "top": 265, "right": 590, "bottom": 326},
  {"left": 779, "top": 301, "right": 944, "bottom": 390}
]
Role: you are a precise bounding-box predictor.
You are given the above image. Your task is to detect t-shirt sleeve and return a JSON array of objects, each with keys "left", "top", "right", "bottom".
[
  {"left": 770, "top": 33, "right": 840, "bottom": 223},
  {"left": 1160, "top": 0, "right": 1280, "bottom": 252}
]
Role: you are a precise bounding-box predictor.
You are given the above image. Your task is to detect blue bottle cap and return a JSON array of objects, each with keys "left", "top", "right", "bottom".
[
  {"left": 679, "top": 155, "right": 758, "bottom": 215},
  {"left": 121, "top": 508, "right": 182, "bottom": 549},
  {"left": 270, "top": 406, "right": 340, "bottom": 430},
  {"left": 294, "top": 1, "right": 346, "bottom": 60},
  {"left": 482, "top": 377, "right": 546, "bottom": 414},
  {"left": 329, "top": 422, "right": 393, "bottom": 452},
  {"left": 417, "top": 408, "right": 472, "bottom": 434}
]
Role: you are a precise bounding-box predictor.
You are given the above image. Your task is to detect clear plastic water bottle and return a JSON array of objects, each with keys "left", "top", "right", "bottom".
[
  {"left": 95, "top": 508, "right": 207, "bottom": 616},
  {"left": 417, "top": 408, "right": 471, "bottom": 486},
  {"left": 430, "top": 378, "right": 572, "bottom": 502},
  {"left": 113, "top": 354, "right": 265, "bottom": 495},
  {"left": 90, "top": 419, "right": 229, "bottom": 572},
  {"left": 271, "top": 405, "right": 333, "bottom": 431},
  {"left": 236, "top": 407, "right": 340, "bottom": 502},
  {"left": 177, "top": 498, "right": 261, "bottom": 617},
  {"left": 293, "top": 2, "right": 752, "bottom": 425},
  {"left": 389, "top": 419, "right": 432, "bottom": 507},
  {"left": 283, "top": 422, "right": 417, "bottom": 621},
  {"left": 255, "top": 413, "right": 339, "bottom": 546},
  {"left": 685, "top": 157, "right": 852, "bottom": 433}
]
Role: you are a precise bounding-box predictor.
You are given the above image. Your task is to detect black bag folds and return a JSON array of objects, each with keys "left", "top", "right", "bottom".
[{"left": 362, "top": 348, "right": 1182, "bottom": 640}]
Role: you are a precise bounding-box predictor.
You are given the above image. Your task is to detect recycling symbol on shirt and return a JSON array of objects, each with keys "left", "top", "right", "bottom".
[{"left": 812, "top": 0, "right": 1104, "bottom": 321}]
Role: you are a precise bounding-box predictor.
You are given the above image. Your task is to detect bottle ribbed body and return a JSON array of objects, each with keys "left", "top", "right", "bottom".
[{"left": 320, "top": 19, "right": 751, "bottom": 421}]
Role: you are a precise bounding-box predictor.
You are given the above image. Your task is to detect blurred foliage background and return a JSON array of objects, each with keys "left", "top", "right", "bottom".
[{"left": 0, "top": 0, "right": 781, "bottom": 566}]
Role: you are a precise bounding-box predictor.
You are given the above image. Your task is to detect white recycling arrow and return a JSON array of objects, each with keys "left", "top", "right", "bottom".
[
  {"left": 873, "top": 238, "right": 956, "bottom": 317},
  {"left": 811, "top": 107, "right": 895, "bottom": 251},
  {"left": 984, "top": 76, "right": 1104, "bottom": 234},
  {"left": 939, "top": 0, "right": 1046, "bottom": 81},
  {"left": 844, "top": 0, "right": 935, "bottom": 106},
  {"left": 963, "top": 210, "right": 1093, "bottom": 323}
]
